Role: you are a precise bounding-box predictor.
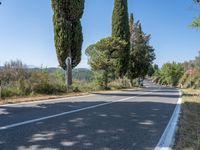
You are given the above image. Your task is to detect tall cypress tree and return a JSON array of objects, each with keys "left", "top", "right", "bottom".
[
  {"left": 52, "top": 0, "right": 84, "bottom": 87},
  {"left": 112, "top": 0, "right": 130, "bottom": 77},
  {"left": 129, "top": 13, "right": 134, "bottom": 34}
]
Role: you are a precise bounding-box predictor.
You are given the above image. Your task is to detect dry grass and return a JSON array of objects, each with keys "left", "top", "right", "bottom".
[
  {"left": 0, "top": 92, "right": 90, "bottom": 105},
  {"left": 0, "top": 88, "right": 140, "bottom": 105},
  {"left": 173, "top": 89, "right": 200, "bottom": 150}
]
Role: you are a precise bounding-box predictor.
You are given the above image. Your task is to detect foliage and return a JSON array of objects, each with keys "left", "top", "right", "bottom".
[
  {"left": 51, "top": 0, "right": 84, "bottom": 70},
  {"left": 109, "top": 77, "right": 132, "bottom": 89},
  {"left": 191, "top": 16, "right": 200, "bottom": 28},
  {"left": 51, "top": 0, "right": 85, "bottom": 86},
  {"left": 153, "top": 62, "right": 184, "bottom": 86},
  {"left": 72, "top": 79, "right": 100, "bottom": 92},
  {"left": 0, "top": 60, "right": 67, "bottom": 98},
  {"left": 128, "top": 16, "right": 155, "bottom": 81},
  {"left": 72, "top": 68, "right": 93, "bottom": 82},
  {"left": 179, "top": 52, "right": 200, "bottom": 89},
  {"left": 191, "top": 0, "right": 200, "bottom": 28},
  {"left": 147, "top": 65, "right": 155, "bottom": 77},
  {"left": 153, "top": 52, "right": 200, "bottom": 89},
  {"left": 86, "top": 37, "right": 127, "bottom": 89},
  {"left": 112, "top": 0, "right": 130, "bottom": 77}
]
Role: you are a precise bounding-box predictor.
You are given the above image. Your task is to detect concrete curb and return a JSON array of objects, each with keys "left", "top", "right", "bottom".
[{"left": 154, "top": 91, "right": 182, "bottom": 150}]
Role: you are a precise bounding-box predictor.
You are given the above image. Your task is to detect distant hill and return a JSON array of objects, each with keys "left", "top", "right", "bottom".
[
  {"left": 0, "top": 65, "right": 93, "bottom": 82},
  {"left": 72, "top": 68, "right": 93, "bottom": 82},
  {"left": 44, "top": 67, "right": 93, "bottom": 82}
]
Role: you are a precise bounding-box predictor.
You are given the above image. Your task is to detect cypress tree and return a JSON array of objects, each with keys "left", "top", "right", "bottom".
[
  {"left": 129, "top": 13, "right": 134, "bottom": 34},
  {"left": 52, "top": 0, "right": 84, "bottom": 87},
  {"left": 129, "top": 13, "right": 134, "bottom": 49},
  {"left": 112, "top": 0, "right": 130, "bottom": 77}
]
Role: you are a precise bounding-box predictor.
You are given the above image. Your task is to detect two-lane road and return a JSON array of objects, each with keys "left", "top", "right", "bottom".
[{"left": 0, "top": 81, "right": 180, "bottom": 150}]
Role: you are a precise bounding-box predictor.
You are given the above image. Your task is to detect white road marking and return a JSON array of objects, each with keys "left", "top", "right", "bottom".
[
  {"left": 0, "top": 91, "right": 156, "bottom": 131},
  {"left": 154, "top": 91, "right": 182, "bottom": 150}
]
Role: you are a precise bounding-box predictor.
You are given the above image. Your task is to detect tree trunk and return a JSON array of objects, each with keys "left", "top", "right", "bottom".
[
  {"left": 66, "top": 50, "right": 72, "bottom": 91},
  {"left": 130, "top": 79, "right": 133, "bottom": 87},
  {"left": 104, "top": 69, "right": 108, "bottom": 90}
]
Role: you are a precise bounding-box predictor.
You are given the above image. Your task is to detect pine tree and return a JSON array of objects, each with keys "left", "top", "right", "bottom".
[
  {"left": 52, "top": 0, "right": 84, "bottom": 87},
  {"left": 86, "top": 37, "right": 127, "bottom": 89},
  {"left": 112, "top": 0, "right": 130, "bottom": 77}
]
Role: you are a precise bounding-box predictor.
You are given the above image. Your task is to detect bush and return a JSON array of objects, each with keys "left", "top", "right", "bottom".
[
  {"left": 0, "top": 61, "right": 67, "bottom": 98},
  {"left": 109, "top": 77, "right": 132, "bottom": 90},
  {"left": 72, "top": 80, "right": 100, "bottom": 92},
  {"left": 1, "top": 86, "right": 23, "bottom": 97},
  {"left": 29, "top": 71, "right": 66, "bottom": 94},
  {"left": 153, "top": 62, "right": 184, "bottom": 86}
]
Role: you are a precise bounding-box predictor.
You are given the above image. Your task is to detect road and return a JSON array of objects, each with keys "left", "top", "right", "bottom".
[{"left": 0, "top": 81, "right": 180, "bottom": 150}]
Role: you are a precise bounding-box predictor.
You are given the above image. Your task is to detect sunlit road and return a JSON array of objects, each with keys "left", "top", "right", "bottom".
[{"left": 0, "top": 81, "right": 180, "bottom": 150}]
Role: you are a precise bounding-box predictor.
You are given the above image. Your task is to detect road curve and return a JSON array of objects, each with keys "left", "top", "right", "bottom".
[{"left": 0, "top": 81, "right": 180, "bottom": 150}]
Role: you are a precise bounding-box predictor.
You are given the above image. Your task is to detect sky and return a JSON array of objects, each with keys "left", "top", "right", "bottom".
[{"left": 0, "top": 0, "right": 199, "bottom": 68}]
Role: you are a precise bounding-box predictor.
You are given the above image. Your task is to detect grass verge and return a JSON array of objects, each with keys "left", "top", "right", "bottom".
[
  {"left": 173, "top": 89, "right": 200, "bottom": 150},
  {"left": 0, "top": 92, "right": 90, "bottom": 105},
  {"left": 0, "top": 88, "right": 141, "bottom": 105}
]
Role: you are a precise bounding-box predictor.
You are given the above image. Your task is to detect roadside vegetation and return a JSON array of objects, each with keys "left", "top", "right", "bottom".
[
  {"left": 152, "top": 51, "right": 200, "bottom": 88},
  {"left": 0, "top": 60, "right": 66, "bottom": 98},
  {"left": 0, "top": 0, "right": 156, "bottom": 102},
  {"left": 151, "top": 53, "right": 200, "bottom": 150},
  {"left": 0, "top": 60, "right": 138, "bottom": 100},
  {"left": 173, "top": 89, "right": 200, "bottom": 150}
]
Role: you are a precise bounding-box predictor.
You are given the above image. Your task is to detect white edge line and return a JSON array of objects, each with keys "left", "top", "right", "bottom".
[
  {"left": 0, "top": 91, "right": 155, "bottom": 131},
  {"left": 154, "top": 90, "right": 182, "bottom": 150}
]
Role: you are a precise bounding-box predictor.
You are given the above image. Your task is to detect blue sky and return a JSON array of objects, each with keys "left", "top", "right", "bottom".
[{"left": 0, "top": 0, "right": 199, "bottom": 68}]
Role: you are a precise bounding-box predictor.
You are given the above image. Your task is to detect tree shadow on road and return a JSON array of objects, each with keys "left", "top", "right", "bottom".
[
  {"left": 93, "top": 93, "right": 180, "bottom": 99},
  {"left": 0, "top": 95, "right": 179, "bottom": 150}
]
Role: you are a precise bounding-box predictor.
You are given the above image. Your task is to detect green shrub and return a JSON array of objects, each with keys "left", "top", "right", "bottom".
[
  {"left": 1, "top": 86, "right": 23, "bottom": 97},
  {"left": 109, "top": 77, "right": 132, "bottom": 90},
  {"left": 0, "top": 61, "right": 67, "bottom": 98},
  {"left": 72, "top": 80, "right": 100, "bottom": 92},
  {"left": 29, "top": 71, "right": 66, "bottom": 94}
]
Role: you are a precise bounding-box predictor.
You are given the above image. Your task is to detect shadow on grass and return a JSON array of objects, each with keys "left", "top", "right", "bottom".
[
  {"left": 174, "top": 100, "right": 200, "bottom": 150},
  {"left": 182, "top": 93, "right": 200, "bottom": 97}
]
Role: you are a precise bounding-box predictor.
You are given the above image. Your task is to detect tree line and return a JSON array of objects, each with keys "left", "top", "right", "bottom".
[
  {"left": 152, "top": 51, "right": 200, "bottom": 88},
  {"left": 85, "top": 0, "right": 155, "bottom": 89},
  {"left": 51, "top": 0, "right": 156, "bottom": 90}
]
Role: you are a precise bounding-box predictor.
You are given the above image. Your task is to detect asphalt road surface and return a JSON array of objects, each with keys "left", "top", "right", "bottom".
[{"left": 0, "top": 81, "right": 180, "bottom": 150}]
